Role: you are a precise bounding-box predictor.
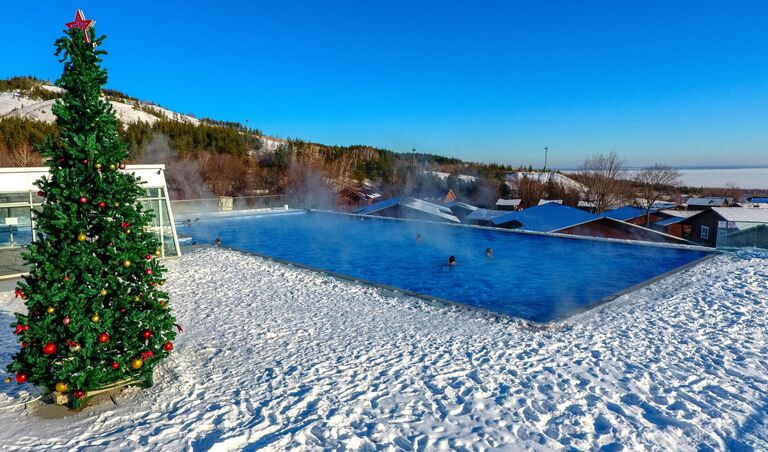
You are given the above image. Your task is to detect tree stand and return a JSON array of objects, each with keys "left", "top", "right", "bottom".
[{"left": 53, "top": 373, "right": 154, "bottom": 410}]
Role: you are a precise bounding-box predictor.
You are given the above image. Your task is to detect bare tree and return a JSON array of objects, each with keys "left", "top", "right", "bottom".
[
  {"left": 11, "top": 144, "right": 44, "bottom": 167},
  {"left": 578, "top": 151, "right": 628, "bottom": 213},
  {"left": 202, "top": 153, "right": 248, "bottom": 197},
  {"left": 634, "top": 164, "right": 682, "bottom": 225},
  {"left": 517, "top": 175, "right": 546, "bottom": 208}
]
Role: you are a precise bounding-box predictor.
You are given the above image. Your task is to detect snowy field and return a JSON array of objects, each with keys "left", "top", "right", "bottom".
[{"left": 1, "top": 247, "right": 767, "bottom": 450}]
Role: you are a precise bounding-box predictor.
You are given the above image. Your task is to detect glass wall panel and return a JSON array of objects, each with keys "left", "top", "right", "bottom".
[{"left": 1, "top": 185, "right": 179, "bottom": 279}]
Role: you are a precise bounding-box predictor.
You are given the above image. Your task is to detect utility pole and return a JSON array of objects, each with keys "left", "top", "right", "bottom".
[
  {"left": 245, "top": 118, "right": 249, "bottom": 133},
  {"left": 544, "top": 146, "right": 549, "bottom": 172}
]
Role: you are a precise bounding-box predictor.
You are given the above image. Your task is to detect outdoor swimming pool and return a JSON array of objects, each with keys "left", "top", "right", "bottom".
[{"left": 177, "top": 211, "right": 711, "bottom": 322}]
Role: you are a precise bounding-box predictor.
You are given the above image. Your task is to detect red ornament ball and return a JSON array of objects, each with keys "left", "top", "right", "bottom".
[
  {"left": 81, "top": 159, "right": 89, "bottom": 165},
  {"left": 23, "top": 325, "right": 29, "bottom": 332},
  {"left": 145, "top": 268, "right": 153, "bottom": 275},
  {"left": 73, "top": 389, "right": 85, "bottom": 399},
  {"left": 42, "top": 342, "right": 57, "bottom": 355},
  {"left": 98, "top": 201, "right": 106, "bottom": 208},
  {"left": 119, "top": 163, "right": 126, "bottom": 170},
  {"left": 21, "top": 341, "right": 27, "bottom": 349},
  {"left": 15, "top": 372, "right": 28, "bottom": 384},
  {"left": 111, "top": 361, "right": 119, "bottom": 370},
  {"left": 37, "top": 190, "right": 44, "bottom": 197},
  {"left": 119, "top": 307, "right": 127, "bottom": 315},
  {"left": 64, "top": 275, "right": 70, "bottom": 281},
  {"left": 78, "top": 196, "right": 88, "bottom": 204},
  {"left": 163, "top": 342, "right": 174, "bottom": 352},
  {"left": 97, "top": 332, "right": 110, "bottom": 343},
  {"left": 62, "top": 315, "right": 71, "bottom": 326},
  {"left": 145, "top": 254, "right": 152, "bottom": 260},
  {"left": 140, "top": 329, "right": 152, "bottom": 339}
]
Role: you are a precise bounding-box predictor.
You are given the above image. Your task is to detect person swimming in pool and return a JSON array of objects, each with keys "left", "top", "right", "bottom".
[
  {"left": 485, "top": 247, "right": 493, "bottom": 257},
  {"left": 416, "top": 233, "right": 423, "bottom": 242},
  {"left": 448, "top": 255, "right": 456, "bottom": 266},
  {"left": 214, "top": 237, "right": 221, "bottom": 246}
]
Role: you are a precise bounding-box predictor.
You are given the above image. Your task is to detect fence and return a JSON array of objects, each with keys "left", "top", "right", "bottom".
[
  {"left": 170, "top": 195, "right": 367, "bottom": 217},
  {"left": 716, "top": 221, "right": 768, "bottom": 250}
]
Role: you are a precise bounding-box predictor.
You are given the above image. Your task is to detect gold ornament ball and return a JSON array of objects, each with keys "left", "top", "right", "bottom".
[
  {"left": 154, "top": 250, "right": 162, "bottom": 257},
  {"left": 55, "top": 381, "right": 69, "bottom": 392},
  {"left": 130, "top": 358, "right": 144, "bottom": 369},
  {"left": 126, "top": 229, "right": 132, "bottom": 234},
  {"left": 123, "top": 260, "right": 131, "bottom": 268},
  {"left": 46, "top": 306, "right": 55, "bottom": 314},
  {"left": 77, "top": 233, "right": 87, "bottom": 242},
  {"left": 109, "top": 164, "right": 116, "bottom": 171},
  {"left": 4, "top": 377, "right": 11, "bottom": 384},
  {"left": 133, "top": 295, "right": 141, "bottom": 302},
  {"left": 96, "top": 163, "right": 102, "bottom": 170},
  {"left": 114, "top": 202, "right": 120, "bottom": 207},
  {"left": 91, "top": 313, "right": 101, "bottom": 322},
  {"left": 99, "top": 289, "right": 108, "bottom": 296},
  {"left": 70, "top": 344, "right": 82, "bottom": 352},
  {"left": 159, "top": 280, "right": 166, "bottom": 286}
]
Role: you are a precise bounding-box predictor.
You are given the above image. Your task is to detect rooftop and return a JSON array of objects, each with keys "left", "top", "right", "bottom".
[
  {"left": 687, "top": 197, "right": 733, "bottom": 207},
  {"left": 355, "top": 196, "right": 461, "bottom": 223},
  {"left": 492, "top": 202, "right": 599, "bottom": 232},
  {"left": 602, "top": 206, "right": 650, "bottom": 221},
  {"left": 710, "top": 207, "right": 768, "bottom": 223},
  {"left": 465, "top": 208, "right": 508, "bottom": 222}
]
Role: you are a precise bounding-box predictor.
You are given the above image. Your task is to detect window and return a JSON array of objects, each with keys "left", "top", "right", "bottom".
[{"left": 701, "top": 225, "right": 710, "bottom": 240}]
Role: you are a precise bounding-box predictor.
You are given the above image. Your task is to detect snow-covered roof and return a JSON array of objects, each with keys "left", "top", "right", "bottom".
[
  {"left": 464, "top": 208, "right": 508, "bottom": 222},
  {"left": 651, "top": 200, "right": 678, "bottom": 209},
  {"left": 659, "top": 209, "right": 698, "bottom": 218},
  {"left": 603, "top": 206, "right": 649, "bottom": 221},
  {"left": 492, "top": 203, "right": 599, "bottom": 232},
  {"left": 710, "top": 207, "right": 768, "bottom": 223},
  {"left": 496, "top": 199, "right": 521, "bottom": 206},
  {"left": 537, "top": 199, "right": 563, "bottom": 206},
  {"left": 355, "top": 196, "right": 460, "bottom": 223},
  {"left": 687, "top": 197, "right": 733, "bottom": 207},
  {"left": 578, "top": 201, "right": 596, "bottom": 208}
]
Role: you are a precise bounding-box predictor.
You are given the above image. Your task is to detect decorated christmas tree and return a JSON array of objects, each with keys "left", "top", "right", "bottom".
[{"left": 6, "top": 10, "right": 177, "bottom": 409}]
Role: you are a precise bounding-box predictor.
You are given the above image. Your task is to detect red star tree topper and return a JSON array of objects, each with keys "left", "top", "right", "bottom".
[{"left": 65, "top": 9, "right": 95, "bottom": 43}]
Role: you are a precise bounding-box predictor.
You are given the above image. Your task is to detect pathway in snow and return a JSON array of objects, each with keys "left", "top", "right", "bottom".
[{"left": 0, "top": 248, "right": 766, "bottom": 450}]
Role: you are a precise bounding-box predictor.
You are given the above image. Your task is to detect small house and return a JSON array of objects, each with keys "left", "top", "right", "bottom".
[{"left": 683, "top": 207, "right": 768, "bottom": 247}]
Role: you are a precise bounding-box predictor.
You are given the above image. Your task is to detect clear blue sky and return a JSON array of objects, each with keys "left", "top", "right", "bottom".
[{"left": 4, "top": 1, "right": 768, "bottom": 168}]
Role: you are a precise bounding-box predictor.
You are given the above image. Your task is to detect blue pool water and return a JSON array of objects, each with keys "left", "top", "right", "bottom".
[{"left": 177, "top": 212, "right": 711, "bottom": 322}]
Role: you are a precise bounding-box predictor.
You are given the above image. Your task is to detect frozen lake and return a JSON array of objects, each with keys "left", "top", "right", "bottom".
[{"left": 675, "top": 168, "right": 768, "bottom": 189}]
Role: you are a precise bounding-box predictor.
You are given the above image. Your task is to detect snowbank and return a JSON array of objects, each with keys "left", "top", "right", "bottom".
[{"left": 0, "top": 248, "right": 766, "bottom": 450}]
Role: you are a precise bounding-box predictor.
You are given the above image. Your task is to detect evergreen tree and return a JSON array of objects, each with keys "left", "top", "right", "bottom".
[{"left": 6, "top": 12, "right": 177, "bottom": 409}]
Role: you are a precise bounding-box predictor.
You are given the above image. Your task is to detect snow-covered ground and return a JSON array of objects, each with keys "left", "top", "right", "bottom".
[{"left": 1, "top": 247, "right": 766, "bottom": 450}]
